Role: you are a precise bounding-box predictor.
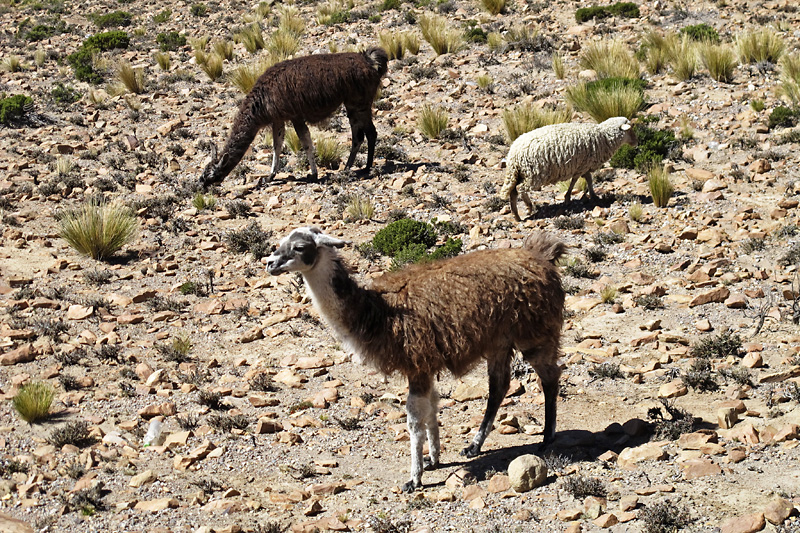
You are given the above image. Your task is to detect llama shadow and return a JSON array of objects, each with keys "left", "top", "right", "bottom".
[{"left": 430, "top": 420, "right": 658, "bottom": 487}]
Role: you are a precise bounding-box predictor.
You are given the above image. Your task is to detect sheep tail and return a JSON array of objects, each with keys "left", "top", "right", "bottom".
[
  {"left": 522, "top": 232, "right": 566, "bottom": 265},
  {"left": 364, "top": 47, "right": 389, "bottom": 78}
]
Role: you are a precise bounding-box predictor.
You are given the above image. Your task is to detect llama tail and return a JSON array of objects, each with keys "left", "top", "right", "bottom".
[
  {"left": 523, "top": 232, "right": 566, "bottom": 265},
  {"left": 364, "top": 47, "right": 389, "bottom": 78}
]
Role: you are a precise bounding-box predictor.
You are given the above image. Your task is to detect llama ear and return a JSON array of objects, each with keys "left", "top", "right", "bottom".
[
  {"left": 621, "top": 123, "right": 631, "bottom": 131},
  {"left": 307, "top": 228, "right": 348, "bottom": 248},
  {"left": 210, "top": 143, "right": 218, "bottom": 161}
]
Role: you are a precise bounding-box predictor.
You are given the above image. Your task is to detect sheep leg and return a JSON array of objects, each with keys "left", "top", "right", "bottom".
[
  {"left": 461, "top": 351, "right": 512, "bottom": 458},
  {"left": 524, "top": 351, "right": 562, "bottom": 447},
  {"left": 292, "top": 120, "right": 318, "bottom": 179},
  {"left": 582, "top": 172, "right": 597, "bottom": 200},
  {"left": 423, "top": 387, "right": 440, "bottom": 470},
  {"left": 564, "top": 174, "right": 581, "bottom": 204},
  {"left": 402, "top": 376, "right": 434, "bottom": 492},
  {"left": 520, "top": 190, "right": 534, "bottom": 218},
  {"left": 509, "top": 186, "right": 522, "bottom": 221}
]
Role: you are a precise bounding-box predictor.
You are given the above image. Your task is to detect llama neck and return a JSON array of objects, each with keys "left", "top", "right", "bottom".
[{"left": 301, "top": 249, "right": 388, "bottom": 355}]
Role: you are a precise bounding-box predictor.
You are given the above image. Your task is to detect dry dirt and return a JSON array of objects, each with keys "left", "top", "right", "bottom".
[{"left": 1, "top": 0, "right": 800, "bottom": 532}]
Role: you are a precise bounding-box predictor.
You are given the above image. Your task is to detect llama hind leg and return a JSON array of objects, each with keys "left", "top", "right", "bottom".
[
  {"left": 423, "top": 387, "right": 440, "bottom": 470},
  {"left": 462, "top": 350, "right": 512, "bottom": 458},
  {"left": 523, "top": 348, "right": 562, "bottom": 447},
  {"left": 292, "top": 120, "right": 318, "bottom": 179},
  {"left": 403, "top": 377, "right": 433, "bottom": 492}
]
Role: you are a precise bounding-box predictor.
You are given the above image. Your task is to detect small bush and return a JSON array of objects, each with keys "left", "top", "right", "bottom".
[
  {"left": 563, "top": 476, "right": 607, "bottom": 498},
  {"left": 480, "top": 0, "right": 505, "bottom": 15},
  {"left": 157, "top": 31, "right": 186, "bottom": 52},
  {"left": 190, "top": 3, "right": 209, "bottom": 16},
  {"left": 47, "top": 420, "right": 97, "bottom": 448},
  {"left": 778, "top": 53, "right": 800, "bottom": 106},
  {"left": 575, "top": 2, "right": 639, "bottom": 22},
  {"left": 691, "top": 331, "right": 743, "bottom": 359},
  {"left": 553, "top": 214, "right": 585, "bottom": 230},
  {"left": 373, "top": 219, "right": 437, "bottom": 256},
  {"left": 13, "top": 382, "right": 54, "bottom": 423},
  {"left": 200, "top": 53, "right": 224, "bottom": 81},
  {"left": 682, "top": 357, "right": 718, "bottom": 391},
  {"left": 588, "top": 361, "right": 622, "bottom": 379},
  {"left": 634, "top": 294, "right": 663, "bottom": 309},
  {"left": 641, "top": 500, "right": 692, "bottom": 533},
  {"left": 226, "top": 199, "right": 252, "bottom": 218},
  {"left": 668, "top": 35, "right": 698, "bottom": 80},
  {"left": 51, "top": 82, "right": 81, "bottom": 105},
  {"left": 208, "top": 414, "right": 250, "bottom": 432},
  {"left": 648, "top": 399, "right": 695, "bottom": 440},
  {"left": 0, "top": 94, "right": 32, "bottom": 124},
  {"left": 153, "top": 9, "right": 171, "bottom": 23},
  {"left": 68, "top": 31, "right": 130, "bottom": 83},
  {"left": 197, "top": 390, "right": 225, "bottom": 410},
  {"left": 680, "top": 23, "right": 720, "bottom": 43},
  {"left": 610, "top": 124, "right": 676, "bottom": 171},
  {"left": 315, "top": 134, "right": 345, "bottom": 169},
  {"left": 769, "top": 106, "right": 799, "bottom": 129},
  {"left": 91, "top": 10, "right": 132, "bottom": 28},
  {"left": 225, "top": 221, "right": 271, "bottom": 260},
  {"left": 58, "top": 200, "right": 138, "bottom": 261}
]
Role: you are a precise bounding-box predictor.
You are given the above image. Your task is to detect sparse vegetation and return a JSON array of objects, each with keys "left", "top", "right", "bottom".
[
  {"left": 13, "top": 382, "right": 54, "bottom": 423},
  {"left": 648, "top": 165, "right": 674, "bottom": 208},
  {"left": 225, "top": 220, "right": 272, "bottom": 260},
  {"left": 418, "top": 104, "right": 449, "bottom": 139},
  {"left": 58, "top": 200, "right": 138, "bottom": 261},
  {"left": 502, "top": 102, "right": 572, "bottom": 142}
]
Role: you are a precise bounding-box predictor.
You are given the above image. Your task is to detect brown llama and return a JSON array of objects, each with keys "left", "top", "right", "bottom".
[
  {"left": 199, "top": 47, "right": 388, "bottom": 189},
  {"left": 266, "top": 227, "right": 565, "bottom": 492}
]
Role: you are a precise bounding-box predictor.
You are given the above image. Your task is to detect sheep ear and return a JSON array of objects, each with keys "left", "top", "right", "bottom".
[{"left": 621, "top": 124, "right": 631, "bottom": 131}]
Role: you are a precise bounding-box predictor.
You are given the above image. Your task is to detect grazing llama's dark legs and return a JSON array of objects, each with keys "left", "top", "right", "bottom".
[
  {"left": 461, "top": 349, "right": 513, "bottom": 458},
  {"left": 523, "top": 347, "right": 562, "bottom": 446},
  {"left": 403, "top": 375, "right": 437, "bottom": 492},
  {"left": 292, "top": 120, "right": 318, "bottom": 179}
]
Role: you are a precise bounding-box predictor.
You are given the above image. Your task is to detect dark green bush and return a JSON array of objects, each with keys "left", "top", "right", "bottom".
[
  {"left": 679, "top": 23, "right": 720, "bottom": 43},
  {"left": 769, "top": 106, "right": 799, "bottom": 129},
  {"left": 575, "top": 2, "right": 639, "bottom": 22},
  {"left": 153, "top": 9, "right": 171, "bottom": 23},
  {"left": 67, "top": 31, "right": 130, "bottom": 83},
  {"left": 51, "top": 82, "right": 81, "bottom": 106},
  {"left": 90, "top": 10, "right": 132, "bottom": 28},
  {"left": 0, "top": 94, "right": 32, "bottom": 124},
  {"left": 428, "top": 237, "right": 462, "bottom": 260},
  {"left": 373, "top": 219, "right": 437, "bottom": 257},
  {"left": 157, "top": 31, "right": 186, "bottom": 52},
  {"left": 465, "top": 26, "right": 488, "bottom": 43},
  {"left": 381, "top": 0, "right": 401, "bottom": 10},
  {"left": 25, "top": 24, "right": 55, "bottom": 41},
  {"left": 610, "top": 124, "right": 676, "bottom": 171},
  {"left": 391, "top": 242, "right": 428, "bottom": 269},
  {"left": 190, "top": 3, "right": 208, "bottom": 16}
]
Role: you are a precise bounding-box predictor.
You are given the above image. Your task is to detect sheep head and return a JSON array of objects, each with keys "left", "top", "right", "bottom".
[{"left": 266, "top": 227, "right": 348, "bottom": 275}]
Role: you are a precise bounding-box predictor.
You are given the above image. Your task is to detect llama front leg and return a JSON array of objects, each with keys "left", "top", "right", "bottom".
[
  {"left": 402, "top": 378, "right": 433, "bottom": 492},
  {"left": 292, "top": 120, "right": 318, "bottom": 179},
  {"left": 255, "top": 123, "right": 285, "bottom": 188},
  {"left": 462, "top": 352, "right": 512, "bottom": 458}
]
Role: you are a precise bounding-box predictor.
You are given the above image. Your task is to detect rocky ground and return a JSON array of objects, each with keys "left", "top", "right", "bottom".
[{"left": 2, "top": 0, "right": 800, "bottom": 531}]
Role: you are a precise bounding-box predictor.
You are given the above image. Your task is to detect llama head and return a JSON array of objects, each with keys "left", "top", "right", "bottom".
[
  {"left": 198, "top": 144, "right": 225, "bottom": 189},
  {"left": 266, "top": 227, "right": 348, "bottom": 275}
]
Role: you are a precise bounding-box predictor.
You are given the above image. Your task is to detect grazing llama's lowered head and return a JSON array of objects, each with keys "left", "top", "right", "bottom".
[{"left": 266, "top": 227, "right": 347, "bottom": 276}]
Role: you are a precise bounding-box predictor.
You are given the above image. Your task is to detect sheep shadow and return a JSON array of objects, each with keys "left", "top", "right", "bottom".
[
  {"left": 527, "top": 195, "right": 617, "bottom": 220},
  {"left": 436, "top": 421, "right": 655, "bottom": 485}
]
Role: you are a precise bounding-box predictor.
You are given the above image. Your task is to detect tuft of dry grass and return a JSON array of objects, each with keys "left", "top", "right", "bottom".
[
  {"left": 668, "top": 35, "right": 698, "bottom": 80},
  {"left": 736, "top": 27, "right": 784, "bottom": 64},
  {"left": 228, "top": 57, "right": 272, "bottom": 93},
  {"left": 344, "top": 194, "right": 375, "bottom": 221},
  {"left": 235, "top": 23, "right": 266, "bottom": 53},
  {"left": 565, "top": 81, "right": 644, "bottom": 122},
  {"left": 154, "top": 51, "right": 171, "bottom": 71},
  {"left": 200, "top": 53, "right": 224, "bottom": 81},
  {"left": 777, "top": 53, "right": 800, "bottom": 105},
  {"left": 418, "top": 12, "right": 465, "bottom": 56},
  {"left": 418, "top": 104, "right": 449, "bottom": 139},
  {"left": 503, "top": 102, "right": 572, "bottom": 142},
  {"left": 116, "top": 60, "right": 146, "bottom": 94},
  {"left": 212, "top": 40, "right": 234, "bottom": 61},
  {"left": 479, "top": 0, "right": 506, "bottom": 15},
  {"left": 267, "top": 28, "right": 300, "bottom": 61},
  {"left": 314, "top": 133, "right": 346, "bottom": 169},
  {"left": 578, "top": 40, "right": 640, "bottom": 79},
  {"left": 552, "top": 52, "right": 565, "bottom": 79},
  {"left": 58, "top": 200, "right": 139, "bottom": 261},
  {"left": 13, "top": 382, "right": 54, "bottom": 423},
  {"left": 648, "top": 165, "right": 674, "bottom": 208},
  {"left": 698, "top": 42, "right": 737, "bottom": 83}
]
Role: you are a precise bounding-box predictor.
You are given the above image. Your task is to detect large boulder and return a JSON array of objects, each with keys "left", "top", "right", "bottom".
[{"left": 508, "top": 454, "right": 547, "bottom": 492}]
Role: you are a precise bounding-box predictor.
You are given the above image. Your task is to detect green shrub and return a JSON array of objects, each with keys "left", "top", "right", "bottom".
[
  {"left": 373, "top": 219, "right": 437, "bottom": 256},
  {"left": 13, "top": 382, "right": 54, "bottom": 423},
  {"left": 83, "top": 30, "right": 130, "bottom": 50},
  {"left": 90, "top": 10, "right": 132, "bottom": 28},
  {"left": 575, "top": 2, "right": 639, "bottom": 22},
  {"left": 157, "top": 31, "right": 187, "bottom": 52},
  {"left": 191, "top": 3, "right": 209, "bottom": 16},
  {"left": 0, "top": 94, "right": 32, "bottom": 124},
  {"left": 153, "top": 9, "right": 171, "bottom": 23},
  {"left": 428, "top": 237, "right": 462, "bottom": 260},
  {"left": 51, "top": 82, "right": 81, "bottom": 105},
  {"left": 610, "top": 124, "right": 676, "bottom": 171},
  {"left": 25, "top": 22, "right": 64, "bottom": 41},
  {"left": 679, "top": 23, "right": 720, "bottom": 43},
  {"left": 769, "top": 106, "right": 799, "bottom": 129},
  {"left": 67, "top": 31, "right": 130, "bottom": 83}
]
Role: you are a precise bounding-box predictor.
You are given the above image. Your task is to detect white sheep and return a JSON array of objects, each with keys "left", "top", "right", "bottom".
[
  {"left": 500, "top": 116, "right": 638, "bottom": 220},
  {"left": 266, "top": 227, "right": 566, "bottom": 492}
]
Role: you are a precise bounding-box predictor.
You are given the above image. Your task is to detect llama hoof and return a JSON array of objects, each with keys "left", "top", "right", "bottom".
[
  {"left": 423, "top": 457, "right": 439, "bottom": 470},
  {"left": 401, "top": 480, "right": 420, "bottom": 493},
  {"left": 460, "top": 444, "right": 480, "bottom": 458}
]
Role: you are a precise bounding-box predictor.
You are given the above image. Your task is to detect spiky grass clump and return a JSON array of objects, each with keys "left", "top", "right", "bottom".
[
  {"left": 565, "top": 80, "right": 644, "bottom": 122},
  {"left": 228, "top": 57, "right": 272, "bottom": 94},
  {"left": 629, "top": 201, "right": 643, "bottom": 221},
  {"left": 599, "top": 285, "right": 618, "bottom": 304},
  {"left": 314, "top": 133, "right": 346, "bottom": 169},
  {"left": 236, "top": 24, "right": 266, "bottom": 54},
  {"left": 502, "top": 102, "right": 572, "bottom": 142},
  {"left": 668, "top": 35, "right": 698, "bottom": 80},
  {"left": 418, "top": 12, "right": 466, "bottom": 56},
  {"left": 777, "top": 53, "right": 800, "bottom": 106},
  {"left": 154, "top": 51, "right": 170, "bottom": 71},
  {"left": 480, "top": 0, "right": 505, "bottom": 15},
  {"left": 58, "top": 200, "right": 139, "bottom": 261},
  {"left": 267, "top": 29, "right": 300, "bottom": 61},
  {"left": 1, "top": 55, "right": 23, "bottom": 73},
  {"left": 344, "top": 194, "right": 375, "bottom": 221},
  {"left": 418, "top": 104, "right": 449, "bottom": 139},
  {"left": 648, "top": 165, "right": 674, "bottom": 208},
  {"left": 192, "top": 192, "right": 216, "bottom": 211},
  {"left": 200, "top": 53, "right": 224, "bottom": 81},
  {"left": 476, "top": 74, "right": 493, "bottom": 91},
  {"left": 278, "top": 5, "right": 306, "bottom": 37},
  {"left": 736, "top": 28, "right": 785, "bottom": 64},
  {"left": 578, "top": 40, "right": 640, "bottom": 79},
  {"left": 698, "top": 42, "right": 737, "bottom": 83},
  {"left": 316, "top": 0, "right": 352, "bottom": 25},
  {"left": 212, "top": 40, "right": 234, "bottom": 61},
  {"left": 380, "top": 31, "right": 412, "bottom": 60},
  {"left": 487, "top": 32, "right": 504, "bottom": 52},
  {"left": 116, "top": 60, "right": 145, "bottom": 94},
  {"left": 552, "top": 52, "right": 565, "bottom": 79},
  {"left": 13, "top": 382, "right": 54, "bottom": 423},
  {"left": 285, "top": 127, "right": 301, "bottom": 154}
]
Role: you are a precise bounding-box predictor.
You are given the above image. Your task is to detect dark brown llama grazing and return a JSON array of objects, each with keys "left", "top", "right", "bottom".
[
  {"left": 266, "top": 227, "right": 565, "bottom": 492},
  {"left": 199, "top": 47, "right": 389, "bottom": 189}
]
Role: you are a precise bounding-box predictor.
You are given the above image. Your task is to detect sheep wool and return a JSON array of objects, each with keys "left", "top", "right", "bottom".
[{"left": 500, "top": 117, "right": 637, "bottom": 218}]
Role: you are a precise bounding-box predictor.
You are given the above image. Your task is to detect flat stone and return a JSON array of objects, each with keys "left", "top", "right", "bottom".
[
  {"left": 138, "top": 402, "right": 177, "bottom": 419},
  {"left": 0, "top": 511, "right": 34, "bottom": 533},
  {"left": 678, "top": 431, "right": 718, "bottom": 449},
  {"left": 764, "top": 497, "right": 795, "bottom": 525},
  {"left": 129, "top": 469, "right": 156, "bottom": 488},
  {"left": 724, "top": 294, "right": 747, "bottom": 309},
  {"left": 487, "top": 474, "right": 511, "bottom": 493},
  {"left": 690, "top": 287, "right": 730, "bottom": 307},
  {"left": 66, "top": 304, "right": 93, "bottom": 320},
  {"left": 618, "top": 443, "right": 666, "bottom": 467},
  {"left": 773, "top": 424, "right": 799, "bottom": 442},
  {"left": 682, "top": 458, "right": 722, "bottom": 480},
  {"left": 134, "top": 498, "right": 179, "bottom": 512},
  {"left": 658, "top": 380, "right": 687, "bottom": 398},
  {"left": 741, "top": 353, "right": 763, "bottom": 368},
  {"left": 727, "top": 423, "right": 759, "bottom": 445},
  {"left": 0, "top": 344, "right": 34, "bottom": 365},
  {"left": 720, "top": 512, "right": 766, "bottom": 533},
  {"left": 452, "top": 382, "right": 486, "bottom": 402},
  {"left": 593, "top": 513, "right": 618, "bottom": 528}
]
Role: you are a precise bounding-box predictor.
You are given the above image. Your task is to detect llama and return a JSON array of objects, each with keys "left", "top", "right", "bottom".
[
  {"left": 199, "top": 48, "right": 389, "bottom": 189},
  {"left": 266, "top": 227, "right": 565, "bottom": 491}
]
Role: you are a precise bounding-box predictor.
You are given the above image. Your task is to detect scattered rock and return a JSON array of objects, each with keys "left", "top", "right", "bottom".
[{"left": 507, "top": 455, "right": 547, "bottom": 492}]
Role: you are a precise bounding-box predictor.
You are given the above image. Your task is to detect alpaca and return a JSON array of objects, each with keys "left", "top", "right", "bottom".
[
  {"left": 266, "top": 227, "right": 565, "bottom": 491},
  {"left": 199, "top": 48, "right": 388, "bottom": 189}
]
